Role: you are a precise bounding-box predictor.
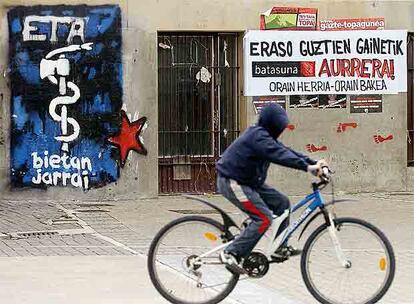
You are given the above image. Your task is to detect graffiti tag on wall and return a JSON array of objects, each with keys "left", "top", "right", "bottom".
[
  {"left": 108, "top": 110, "right": 147, "bottom": 167},
  {"left": 8, "top": 5, "right": 126, "bottom": 190}
]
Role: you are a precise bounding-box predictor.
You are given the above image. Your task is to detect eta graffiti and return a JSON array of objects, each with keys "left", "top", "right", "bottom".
[
  {"left": 31, "top": 151, "right": 92, "bottom": 188},
  {"left": 9, "top": 5, "right": 123, "bottom": 190},
  {"left": 22, "top": 15, "right": 86, "bottom": 43}
]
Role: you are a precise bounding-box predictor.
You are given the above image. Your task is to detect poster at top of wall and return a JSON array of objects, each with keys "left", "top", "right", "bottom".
[
  {"left": 260, "top": 7, "right": 318, "bottom": 31},
  {"left": 259, "top": 7, "right": 318, "bottom": 110},
  {"left": 8, "top": 5, "right": 123, "bottom": 190},
  {"left": 244, "top": 30, "right": 407, "bottom": 96},
  {"left": 319, "top": 17, "right": 385, "bottom": 31}
]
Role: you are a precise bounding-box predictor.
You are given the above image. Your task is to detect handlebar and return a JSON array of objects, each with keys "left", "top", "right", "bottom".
[
  {"left": 320, "top": 166, "right": 331, "bottom": 182},
  {"left": 312, "top": 166, "right": 334, "bottom": 191}
]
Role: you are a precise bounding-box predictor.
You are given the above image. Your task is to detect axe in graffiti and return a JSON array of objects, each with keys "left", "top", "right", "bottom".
[{"left": 39, "top": 43, "right": 93, "bottom": 152}]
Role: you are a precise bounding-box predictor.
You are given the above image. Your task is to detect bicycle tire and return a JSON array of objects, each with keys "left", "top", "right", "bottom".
[
  {"left": 301, "top": 217, "right": 395, "bottom": 304},
  {"left": 147, "top": 215, "right": 240, "bottom": 304}
]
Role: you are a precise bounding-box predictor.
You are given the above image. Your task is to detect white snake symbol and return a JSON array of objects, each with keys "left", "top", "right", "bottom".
[{"left": 40, "top": 43, "right": 93, "bottom": 152}]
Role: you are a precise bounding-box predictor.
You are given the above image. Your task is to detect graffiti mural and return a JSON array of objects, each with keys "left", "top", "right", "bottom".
[
  {"left": 108, "top": 110, "right": 147, "bottom": 167},
  {"left": 8, "top": 5, "right": 128, "bottom": 190}
]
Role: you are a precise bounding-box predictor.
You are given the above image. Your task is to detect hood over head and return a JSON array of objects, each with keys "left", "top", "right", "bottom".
[{"left": 258, "top": 103, "right": 289, "bottom": 139}]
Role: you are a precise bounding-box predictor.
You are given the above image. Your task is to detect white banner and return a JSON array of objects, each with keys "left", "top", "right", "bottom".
[{"left": 243, "top": 30, "right": 407, "bottom": 96}]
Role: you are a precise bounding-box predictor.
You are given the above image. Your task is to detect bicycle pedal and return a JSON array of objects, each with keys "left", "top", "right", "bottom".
[
  {"left": 270, "top": 256, "right": 289, "bottom": 264},
  {"left": 192, "top": 270, "right": 202, "bottom": 278},
  {"left": 225, "top": 264, "right": 248, "bottom": 275}
]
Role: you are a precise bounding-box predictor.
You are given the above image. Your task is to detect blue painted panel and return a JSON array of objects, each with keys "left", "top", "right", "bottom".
[{"left": 8, "top": 5, "right": 122, "bottom": 189}]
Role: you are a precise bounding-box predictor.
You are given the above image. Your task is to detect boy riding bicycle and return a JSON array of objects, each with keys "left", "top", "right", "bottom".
[{"left": 216, "top": 103, "right": 326, "bottom": 274}]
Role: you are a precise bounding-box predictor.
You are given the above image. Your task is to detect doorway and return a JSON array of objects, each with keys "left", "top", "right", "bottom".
[{"left": 158, "top": 32, "right": 240, "bottom": 193}]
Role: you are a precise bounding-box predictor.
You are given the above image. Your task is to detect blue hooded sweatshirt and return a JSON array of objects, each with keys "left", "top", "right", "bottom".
[{"left": 216, "top": 103, "right": 316, "bottom": 188}]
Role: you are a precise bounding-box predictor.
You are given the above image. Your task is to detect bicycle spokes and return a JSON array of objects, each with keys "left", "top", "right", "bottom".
[
  {"left": 301, "top": 218, "right": 395, "bottom": 304},
  {"left": 148, "top": 217, "right": 239, "bottom": 304}
]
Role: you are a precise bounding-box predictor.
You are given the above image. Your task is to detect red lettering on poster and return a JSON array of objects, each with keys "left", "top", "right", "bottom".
[{"left": 318, "top": 58, "right": 395, "bottom": 79}]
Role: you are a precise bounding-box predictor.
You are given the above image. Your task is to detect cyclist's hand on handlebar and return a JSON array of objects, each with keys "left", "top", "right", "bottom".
[
  {"left": 318, "top": 160, "right": 333, "bottom": 182},
  {"left": 317, "top": 159, "right": 329, "bottom": 168},
  {"left": 308, "top": 160, "right": 330, "bottom": 177},
  {"left": 307, "top": 163, "right": 321, "bottom": 177}
]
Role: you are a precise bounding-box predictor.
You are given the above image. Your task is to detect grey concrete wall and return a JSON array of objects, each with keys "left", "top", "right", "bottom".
[
  {"left": 0, "top": 0, "right": 412, "bottom": 200},
  {"left": 257, "top": 94, "right": 407, "bottom": 195}
]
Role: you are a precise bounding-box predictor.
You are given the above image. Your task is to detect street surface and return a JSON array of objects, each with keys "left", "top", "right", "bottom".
[{"left": 0, "top": 192, "right": 413, "bottom": 303}]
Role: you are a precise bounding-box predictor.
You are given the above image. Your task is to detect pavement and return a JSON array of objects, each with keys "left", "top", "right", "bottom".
[{"left": 0, "top": 192, "right": 413, "bottom": 304}]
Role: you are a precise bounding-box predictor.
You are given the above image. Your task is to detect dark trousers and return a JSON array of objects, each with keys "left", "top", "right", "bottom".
[{"left": 217, "top": 175, "right": 290, "bottom": 258}]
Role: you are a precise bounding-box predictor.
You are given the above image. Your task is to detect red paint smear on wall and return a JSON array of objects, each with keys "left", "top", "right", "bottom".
[
  {"left": 306, "top": 144, "right": 328, "bottom": 153},
  {"left": 374, "top": 134, "right": 393, "bottom": 144}
]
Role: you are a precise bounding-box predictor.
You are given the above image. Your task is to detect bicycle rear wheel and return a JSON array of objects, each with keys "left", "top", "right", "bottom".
[
  {"left": 147, "top": 216, "right": 239, "bottom": 304},
  {"left": 301, "top": 217, "right": 395, "bottom": 304}
]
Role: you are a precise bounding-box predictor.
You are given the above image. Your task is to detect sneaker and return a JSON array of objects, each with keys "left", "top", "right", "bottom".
[
  {"left": 220, "top": 251, "right": 247, "bottom": 275},
  {"left": 271, "top": 245, "right": 302, "bottom": 261}
]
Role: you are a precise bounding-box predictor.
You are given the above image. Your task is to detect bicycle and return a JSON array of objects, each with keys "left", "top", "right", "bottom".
[{"left": 147, "top": 168, "right": 395, "bottom": 304}]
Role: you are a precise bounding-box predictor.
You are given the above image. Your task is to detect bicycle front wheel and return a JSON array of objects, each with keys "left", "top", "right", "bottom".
[
  {"left": 301, "top": 217, "right": 395, "bottom": 304},
  {"left": 147, "top": 216, "right": 239, "bottom": 304}
]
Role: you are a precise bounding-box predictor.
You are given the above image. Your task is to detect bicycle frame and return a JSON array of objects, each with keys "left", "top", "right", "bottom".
[
  {"left": 264, "top": 189, "right": 326, "bottom": 258},
  {"left": 198, "top": 188, "right": 329, "bottom": 261}
]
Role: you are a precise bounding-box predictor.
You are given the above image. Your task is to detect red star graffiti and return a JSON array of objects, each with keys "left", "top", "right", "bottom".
[{"left": 108, "top": 110, "right": 147, "bottom": 167}]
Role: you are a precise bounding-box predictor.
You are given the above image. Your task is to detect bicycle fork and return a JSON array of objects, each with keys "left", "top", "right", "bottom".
[{"left": 325, "top": 210, "right": 352, "bottom": 269}]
